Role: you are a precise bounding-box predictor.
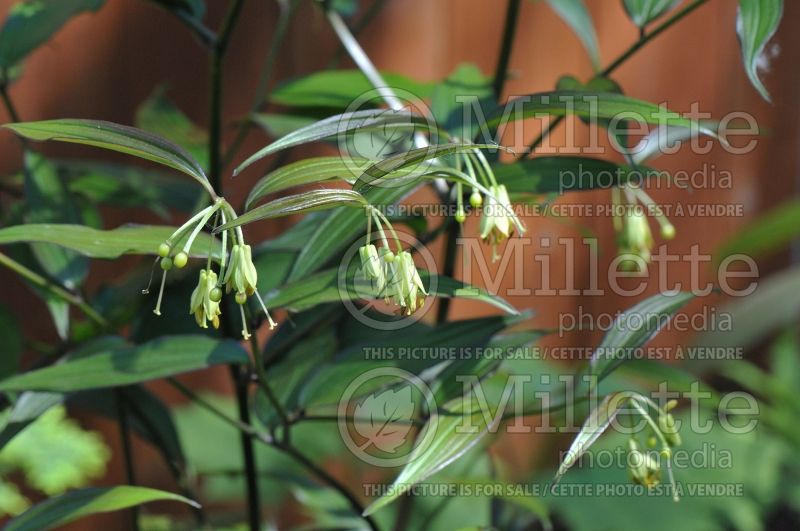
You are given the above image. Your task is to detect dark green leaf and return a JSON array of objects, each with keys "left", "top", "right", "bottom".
[
  {"left": 23, "top": 153, "right": 88, "bottom": 289},
  {"left": 363, "top": 393, "right": 501, "bottom": 515},
  {"left": 0, "top": 336, "right": 248, "bottom": 392},
  {"left": 270, "top": 69, "right": 434, "bottom": 109},
  {"left": 353, "top": 143, "right": 509, "bottom": 192},
  {"left": 0, "top": 0, "right": 104, "bottom": 68},
  {"left": 218, "top": 189, "right": 367, "bottom": 231},
  {"left": 0, "top": 303, "right": 22, "bottom": 380},
  {"left": 146, "top": 0, "right": 205, "bottom": 20},
  {"left": 0, "top": 223, "right": 219, "bottom": 260},
  {"left": 135, "top": 86, "right": 209, "bottom": 170},
  {"left": 250, "top": 112, "right": 317, "bottom": 139},
  {"left": 0, "top": 392, "right": 62, "bottom": 449},
  {"left": 695, "top": 265, "right": 800, "bottom": 352},
  {"left": 3, "top": 120, "right": 212, "bottom": 195},
  {"left": 622, "top": 0, "right": 681, "bottom": 28},
  {"left": 486, "top": 91, "right": 717, "bottom": 135},
  {"left": 715, "top": 200, "right": 800, "bottom": 262},
  {"left": 63, "top": 161, "right": 204, "bottom": 216},
  {"left": 430, "top": 63, "right": 493, "bottom": 138},
  {"left": 493, "top": 156, "right": 656, "bottom": 195},
  {"left": 246, "top": 156, "right": 365, "bottom": 209},
  {"left": 234, "top": 109, "right": 436, "bottom": 175},
  {"left": 544, "top": 0, "right": 600, "bottom": 70},
  {"left": 4, "top": 486, "right": 198, "bottom": 531},
  {"left": 287, "top": 184, "right": 416, "bottom": 281},
  {"left": 590, "top": 292, "right": 695, "bottom": 381},
  {"left": 737, "top": 0, "right": 783, "bottom": 102}
]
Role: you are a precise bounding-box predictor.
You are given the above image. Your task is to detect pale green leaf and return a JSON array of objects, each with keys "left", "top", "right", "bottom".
[
  {"left": 737, "top": 0, "right": 783, "bottom": 102},
  {"left": 622, "top": 0, "right": 682, "bottom": 28},
  {"left": 544, "top": 0, "right": 600, "bottom": 70},
  {"left": 5, "top": 486, "right": 198, "bottom": 531}
]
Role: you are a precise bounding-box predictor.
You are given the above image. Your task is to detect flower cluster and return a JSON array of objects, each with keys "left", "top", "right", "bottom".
[
  {"left": 148, "top": 198, "right": 276, "bottom": 340},
  {"left": 613, "top": 186, "right": 675, "bottom": 270},
  {"left": 356, "top": 207, "right": 428, "bottom": 315},
  {"left": 451, "top": 147, "right": 525, "bottom": 262},
  {"left": 625, "top": 397, "right": 683, "bottom": 500}
]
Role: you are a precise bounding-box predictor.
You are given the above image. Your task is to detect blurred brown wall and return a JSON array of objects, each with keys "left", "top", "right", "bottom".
[{"left": 0, "top": 0, "right": 798, "bottom": 528}]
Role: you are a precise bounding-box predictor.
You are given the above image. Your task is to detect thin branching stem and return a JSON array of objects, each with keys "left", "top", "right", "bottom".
[
  {"left": 0, "top": 252, "right": 108, "bottom": 327},
  {"left": 493, "top": 0, "right": 522, "bottom": 99}
]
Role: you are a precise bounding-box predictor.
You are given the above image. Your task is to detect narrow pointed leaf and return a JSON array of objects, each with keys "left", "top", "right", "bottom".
[
  {"left": 0, "top": 224, "right": 219, "bottom": 260},
  {"left": 353, "top": 143, "right": 511, "bottom": 192},
  {"left": 622, "top": 0, "right": 681, "bottom": 28},
  {"left": 486, "top": 91, "right": 717, "bottom": 136},
  {"left": 552, "top": 393, "right": 627, "bottom": 485},
  {"left": 234, "top": 108, "right": 435, "bottom": 175},
  {"left": 0, "top": 336, "right": 248, "bottom": 392},
  {"left": 5, "top": 486, "right": 198, "bottom": 531},
  {"left": 737, "top": 0, "right": 783, "bottom": 102},
  {"left": 0, "top": 0, "right": 104, "bottom": 68},
  {"left": 3, "top": 120, "right": 212, "bottom": 195},
  {"left": 364, "top": 393, "right": 500, "bottom": 515},
  {"left": 270, "top": 69, "right": 434, "bottom": 109},
  {"left": 493, "top": 156, "right": 657, "bottom": 195},
  {"left": 288, "top": 184, "right": 416, "bottom": 281},
  {"left": 545, "top": 0, "right": 600, "bottom": 70},
  {"left": 217, "top": 189, "right": 367, "bottom": 231},
  {"left": 590, "top": 292, "right": 695, "bottom": 381}
]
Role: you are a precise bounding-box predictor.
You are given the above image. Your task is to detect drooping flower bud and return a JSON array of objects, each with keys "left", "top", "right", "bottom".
[
  {"left": 617, "top": 208, "right": 654, "bottom": 266},
  {"left": 628, "top": 439, "right": 661, "bottom": 488},
  {"left": 658, "top": 412, "right": 682, "bottom": 447},
  {"left": 224, "top": 244, "right": 258, "bottom": 296},
  {"left": 395, "top": 251, "right": 428, "bottom": 315},
  {"left": 358, "top": 244, "right": 385, "bottom": 295},
  {"left": 480, "top": 184, "right": 519, "bottom": 262},
  {"left": 189, "top": 269, "right": 222, "bottom": 329}
]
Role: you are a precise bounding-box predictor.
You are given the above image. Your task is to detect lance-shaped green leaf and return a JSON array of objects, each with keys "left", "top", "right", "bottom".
[
  {"left": 590, "top": 292, "right": 695, "bottom": 381},
  {"left": 352, "top": 143, "right": 511, "bottom": 192},
  {"left": 0, "top": 224, "right": 219, "bottom": 260},
  {"left": 23, "top": 153, "right": 88, "bottom": 290},
  {"left": 136, "top": 86, "right": 209, "bottom": 170},
  {"left": 246, "top": 157, "right": 362, "bottom": 209},
  {"left": 544, "top": 0, "right": 600, "bottom": 70},
  {"left": 217, "top": 189, "right": 368, "bottom": 231},
  {"left": 737, "top": 0, "right": 783, "bottom": 102},
  {"left": 3, "top": 120, "right": 213, "bottom": 196},
  {"left": 0, "top": 0, "right": 104, "bottom": 69},
  {"left": 363, "top": 393, "right": 501, "bottom": 515},
  {"left": 552, "top": 392, "right": 629, "bottom": 485},
  {"left": 493, "top": 156, "right": 659, "bottom": 195},
  {"left": 694, "top": 265, "right": 800, "bottom": 352},
  {"left": 288, "top": 184, "right": 416, "bottom": 282},
  {"left": 486, "top": 91, "right": 717, "bottom": 136},
  {"left": 715, "top": 200, "right": 800, "bottom": 263},
  {"left": 4, "top": 486, "right": 199, "bottom": 531},
  {"left": 622, "top": 0, "right": 681, "bottom": 28},
  {"left": 234, "top": 108, "right": 436, "bottom": 175},
  {"left": 270, "top": 69, "right": 434, "bottom": 109},
  {"left": 146, "top": 0, "right": 205, "bottom": 21},
  {"left": 0, "top": 336, "right": 248, "bottom": 392}
]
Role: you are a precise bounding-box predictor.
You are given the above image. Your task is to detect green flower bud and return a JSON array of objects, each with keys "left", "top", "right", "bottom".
[
  {"left": 235, "top": 291, "right": 247, "bottom": 305},
  {"left": 469, "top": 191, "right": 483, "bottom": 208},
  {"left": 189, "top": 269, "right": 222, "bottom": 329},
  {"left": 455, "top": 208, "right": 466, "bottom": 224},
  {"left": 160, "top": 257, "right": 173, "bottom": 271},
  {"left": 618, "top": 209, "right": 654, "bottom": 263},
  {"left": 628, "top": 439, "right": 661, "bottom": 488},
  {"left": 157, "top": 243, "right": 171, "bottom": 258},
  {"left": 658, "top": 412, "right": 682, "bottom": 447},
  {"left": 661, "top": 223, "right": 676, "bottom": 240},
  {"left": 209, "top": 287, "right": 222, "bottom": 303},
  {"left": 224, "top": 244, "right": 258, "bottom": 296},
  {"left": 173, "top": 252, "right": 189, "bottom": 269}
]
